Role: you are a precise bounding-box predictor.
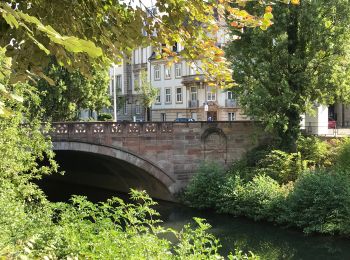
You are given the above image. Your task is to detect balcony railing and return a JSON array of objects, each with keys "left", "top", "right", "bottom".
[
  {"left": 132, "top": 63, "right": 147, "bottom": 71},
  {"left": 225, "top": 99, "right": 237, "bottom": 108},
  {"left": 188, "top": 100, "right": 199, "bottom": 108},
  {"left": 182, "top": 74, "right": 205, "bottom": 84}
]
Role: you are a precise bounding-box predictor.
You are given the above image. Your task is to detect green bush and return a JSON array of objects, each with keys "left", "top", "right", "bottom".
[
  {"left": 217, "top": 174, "right": 288, "bottom": 221},
  {"left": 255, "top": 150, "right": 306, "bottom": 184},
  {"left": 233, "top": 175, "right": 288, "bottom": 221},
  {"left": 97, "top": 112, "right": 113, "bottom": 121},
  {"left": 334, "top": 138, "right": 350, "bottom": 172},
  {"left": 2, "top": 187, "right": 253, "bottom": 259},
  {"left": 283, "top": 171, "right": 350, "bottom": 235},
  {"left": 297, "top": 136, "right": 332, "bottom": 168},
  {"left": 216, "top": 175, "right": 244, "bottom": 214},
  {"left": 183, "top": 162, "right": 226, "bottom": 209}
]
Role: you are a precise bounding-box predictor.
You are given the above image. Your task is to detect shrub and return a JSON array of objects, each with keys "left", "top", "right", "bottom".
[
  {"left": 217, "top": 174, "right": 288, "bottom": 222},
  {"left": 1, "top": 188, "right": 247, "bottom": 259},
  {"left": 183, "top": 162, "right": 226, "bottom": 209},
  {"left": 255, "top": 150, "right": 306, "bottom": 184},
  {"left": 233, "top": 175, "right": 288, "bottom": 221},
  {"left": 97, "top": 112, "right": 113, "bottom": 121},
  {"left": 297, "top": 136, "right": 332, "bottom": 168},
  {"left": 334, "top": 138, "right": 350, "bottom": 173},
  {"left": 283, "top": 171, "right": 350, "bottom": 235},
  {"left": 216, "top": 175, "right": 244, "bottom": 214},
  {"left": 227, "top": 145, "right": 273, "bottom": 182}
]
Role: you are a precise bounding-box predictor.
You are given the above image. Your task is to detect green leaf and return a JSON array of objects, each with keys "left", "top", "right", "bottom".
[
  {"left": 10, "top": 93, "right": 23, "bottom": 103},
  {"left": 2, "top": 11, "right": 19, "bottom": 29}
]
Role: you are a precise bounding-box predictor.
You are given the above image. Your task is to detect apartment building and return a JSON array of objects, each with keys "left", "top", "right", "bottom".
[
  {"left": 149, "top": 56, "right": 247, "bottom": 121},
  {"left": 108, "top": 46, "right": 152, "bottom": 122}
]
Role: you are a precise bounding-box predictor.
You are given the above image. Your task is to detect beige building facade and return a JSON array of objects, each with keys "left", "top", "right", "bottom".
[{"left": 149, "top": 57, "right": 246, "bottom": 122}]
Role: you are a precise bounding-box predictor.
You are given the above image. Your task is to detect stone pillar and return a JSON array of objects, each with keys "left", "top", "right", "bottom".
[{"left": 305, "top": 105, "right": 329, "bottom": 135}]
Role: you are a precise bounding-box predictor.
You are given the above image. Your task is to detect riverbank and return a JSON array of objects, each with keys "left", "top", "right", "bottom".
[
  {"left": 183, "top": 137, "right": 350, "bottom": 237},
  {"left": 38, "top": 178, "right": 350, "bottom": 259}
]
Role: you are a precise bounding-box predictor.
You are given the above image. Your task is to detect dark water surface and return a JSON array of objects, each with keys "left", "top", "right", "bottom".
[{"left": 38, "top": 179, "right": 350, "bottom": 260}]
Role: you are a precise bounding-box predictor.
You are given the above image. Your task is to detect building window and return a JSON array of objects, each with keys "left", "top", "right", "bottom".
[
  {"left": 154, "top": 65, "right": 160, "bottom": 80},
  {"left": 176, "top": 87, "right": 182, "bottom": 103},
  {"left": 189, "top": 62, "right": 196, "bottom": 75},
  {"left": 133, "top": 73, "right": 139, "bottom": 90},
  {"left": 109, "top": 78, "right": 114, "bottom": 96},
  {"left": 227, "top": 91, "right": 233, "bottom": 100},
  {"left": 207, "top": 87, "right": 216, "bottom": 101},
  {"left": 190, "top": 87, "right": 197, "bottom": 101},
  {"left": 228, "top": 112, "right": 235, "bottom": 121},
  {"left": 116, "top": 75, "right": 122, "bottom": 93},
  {"left": 175, "top": 63, "right": 182, "bottom": 78},
  {"left": 123, "top": 100, "right": 128, "bottom": 115},
  {"left": 165, "top": 88, "right": 171, "bottom": 103},
  {"left": 191, "top": 112, "right": 197, "bottom": 121},
  {"left": 135, "top": 101, "right": 141, "bottom": 114},
  {"left": 164, "top": 65, "right": 171, "bottom": 79},
  {"left": 161, "top": 113, "right": 166, "bottom": 122},
  {"left": 156, "top": 88, "right": 161, "bottom": 104}
]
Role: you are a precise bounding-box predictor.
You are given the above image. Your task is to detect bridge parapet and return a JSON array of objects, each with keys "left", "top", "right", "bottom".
[
  {"left": 51, "top": 122, "right": 174, "bottom": 138},
  {"left": 50, "top": 121, "right": 269, "bottom": 196}
]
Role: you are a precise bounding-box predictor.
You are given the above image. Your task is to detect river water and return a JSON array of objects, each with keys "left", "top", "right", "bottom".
[{"left": 38, "top": 179, "right": 350, "bottom": 260}]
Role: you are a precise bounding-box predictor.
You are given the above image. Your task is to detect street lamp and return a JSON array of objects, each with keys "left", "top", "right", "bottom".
[
  {"left": 204, "top": 102, "right": 208, "bottom": 121},
  {"left": 113, "top": 65, "right": 117, "bottom": 122}
]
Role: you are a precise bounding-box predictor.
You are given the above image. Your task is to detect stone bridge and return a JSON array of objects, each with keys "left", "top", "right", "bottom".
[{"left": 50, "top": 121, "right": 266, "bottom": 201}]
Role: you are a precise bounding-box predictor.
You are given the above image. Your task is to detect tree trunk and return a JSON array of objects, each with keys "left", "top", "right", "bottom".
[{"left": 283, "top": 3, "right": 301, "bottom": 152}]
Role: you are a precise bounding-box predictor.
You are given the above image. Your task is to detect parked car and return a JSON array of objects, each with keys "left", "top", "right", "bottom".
[
  {"left": 328, "top": 118, "right": 336, "bottom": 129},
  {"left": 174, "top": 118, "right": 195, "bottom": 122}
]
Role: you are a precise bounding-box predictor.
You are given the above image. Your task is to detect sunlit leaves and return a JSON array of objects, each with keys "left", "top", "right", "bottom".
[
  {"left": 226, "top": 0, "right": 350, "bottom": 147},
  {"left": 0, "top": 4, "right": 103, "bottom": 59}
]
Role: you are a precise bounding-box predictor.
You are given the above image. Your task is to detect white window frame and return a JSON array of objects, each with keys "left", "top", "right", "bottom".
[
  {"left": 109, "top": 78, "right": 114, "bottom": 96},
  {"left": 133, "top": 73, "right": 139, "bottom": 90},
  {"left": 176, "top": 87, "right": 182, "bottom": 103},
  {"left": 227, "top": 91, "right": 233, "bottom": 100},
  {"left": 155, "top": 88, "right": 161, "bottom": 104},
  {"left": 135, "top": 101, "right": 141, "bottom": 115},
  {"left": 228, "top": 112, "right": 235, "bottom": 121},
  {"left": 189, "top": 62, "right": 197, "bottom": 75},
  {"left": 123, "top": 100, "right": 128, "bottom": 115},
  {"left": 116, "top": 75, "right": 122, "bottom": 93},
  {"left": 164, "top": 65, "right": 171, "bottom": 79},
  {"left": 154, "top": 65, "right": 161, "bottom": 81},
  {"left": 165, "top": 88, "right": 172, "bottom": 103},
  {"left": 190, "top": 87, "right": 197, "bottom": 101},
  {"left": 161, "top": 113, "right": 166, "bottom": 122},
  {"left": 175, "top": 63, "right": 182, "bottom": 78},
  {"left": 207, "top": 88, "right": 216, "bottom": 101}
]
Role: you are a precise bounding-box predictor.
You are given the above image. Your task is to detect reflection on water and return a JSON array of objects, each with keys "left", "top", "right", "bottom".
[{"left": 38, "top": 179, "right": 350, "bottom": 260}]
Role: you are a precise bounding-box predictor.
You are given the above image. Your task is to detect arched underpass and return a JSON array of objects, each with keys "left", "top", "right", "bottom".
[{"left": 40, "top": 148, "right": 174, "bottom": 202}]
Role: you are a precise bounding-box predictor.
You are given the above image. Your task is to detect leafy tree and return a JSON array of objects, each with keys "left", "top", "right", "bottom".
[
  {"left": 135, "top": 70, "right": 158, "bottom": 121},
  {"left": 36, "top": 59, "right": 110, "bottom": 121},
  {"left": 0, "top": 0, "right": 280, "bottom": 80},
  {"left": 226, "top": 0, "right": 350, "bottom": 150},
  {"left": 0, "top": 0, "right": 298, "bottom": 116}
]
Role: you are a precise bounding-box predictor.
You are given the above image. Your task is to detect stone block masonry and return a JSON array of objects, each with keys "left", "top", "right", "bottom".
[{"left": 51, "top": 121, "right": 269, "bottom": 200}]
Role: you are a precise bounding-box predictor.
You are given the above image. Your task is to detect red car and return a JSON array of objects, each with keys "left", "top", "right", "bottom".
[{"left": 328, "top": 118, "right": 336, "bottom": 129}]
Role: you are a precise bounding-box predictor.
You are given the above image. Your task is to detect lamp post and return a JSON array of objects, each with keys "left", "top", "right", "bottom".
[
  {"left": 113, "top": 65, "right": 117, "bottom": 122},
  {"left": 204, "top": 102, "right": 208, "bottom": 121}
]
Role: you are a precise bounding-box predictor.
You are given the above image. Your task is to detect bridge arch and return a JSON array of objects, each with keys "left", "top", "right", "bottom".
[{"left": 52, "top": 141, "right": 176, "bottom": 201}]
